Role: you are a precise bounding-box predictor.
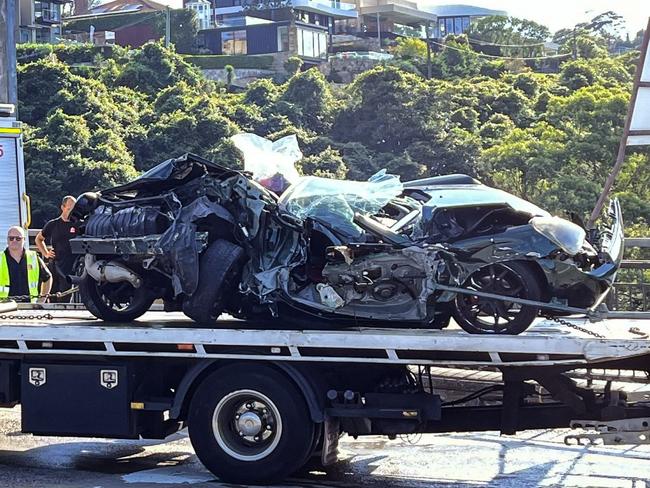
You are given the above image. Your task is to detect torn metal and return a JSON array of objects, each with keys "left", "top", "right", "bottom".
[{"left": 69, "top": 137, "right": 624, "bottom": 335}]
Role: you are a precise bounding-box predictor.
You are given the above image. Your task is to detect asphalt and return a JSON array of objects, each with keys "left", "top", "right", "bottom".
[{"left": 1, "top": 406, "right": 650, "bottom": 488}]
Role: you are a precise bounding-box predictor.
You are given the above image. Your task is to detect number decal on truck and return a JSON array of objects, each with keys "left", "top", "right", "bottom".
[{"left": 0, "top": 144, "right": 4, "bottom": 158}]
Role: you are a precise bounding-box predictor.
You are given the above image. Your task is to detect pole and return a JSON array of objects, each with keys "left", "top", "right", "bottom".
[
  {"left": 165, "top": 6, "right": 171, "bottom": 48},
  {"left": 0, "top": 0, "right": 18, "bottom": 105},
  {"left": 425, "top": 21, "right": 431, "bottom": 80},
  {"left": 6, "top": 0, "right": 18, "bottom": 109},
  {"left": 587, "top": 18, "right": 650, "bottom": 228},
  {"left": 376, "top": 12, "right": 380, "bottom": 50}
]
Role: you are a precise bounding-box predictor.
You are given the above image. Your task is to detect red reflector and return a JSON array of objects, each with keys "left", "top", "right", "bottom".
[{"left": 177, "top": 344, "right": 194, "bottom": 351}]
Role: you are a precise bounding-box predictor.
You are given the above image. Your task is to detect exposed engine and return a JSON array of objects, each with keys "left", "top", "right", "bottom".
[{"left": 316, "top": 244, "right": 440, "bottom": 322}]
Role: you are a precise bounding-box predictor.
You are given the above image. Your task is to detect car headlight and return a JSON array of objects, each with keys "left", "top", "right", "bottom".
[{"left": 530, "top": 216, "right": 586, "bottom": 256}]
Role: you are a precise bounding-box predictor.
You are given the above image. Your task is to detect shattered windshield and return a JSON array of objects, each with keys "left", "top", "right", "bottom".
[{"left": 279, "top": 171, "right": 404, "bottom": 236}]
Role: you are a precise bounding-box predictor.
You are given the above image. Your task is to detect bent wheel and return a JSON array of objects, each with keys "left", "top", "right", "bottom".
[
  {"left": 182, "top": 239, "right": 244, "bottom": 325},
  {"left": 452, "top": 261, "right": 542, "bottom": 335},
  {"left": 188, "top": 364, "right": 316, "bottom": 484}
]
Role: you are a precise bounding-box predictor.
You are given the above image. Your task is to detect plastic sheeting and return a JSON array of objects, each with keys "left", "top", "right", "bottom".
[
  {"left": 231, "top": 133, "right": 302, "bottom": 193},
  {"left": 278, "top": 170, "right": 404, "bottom": 237}
]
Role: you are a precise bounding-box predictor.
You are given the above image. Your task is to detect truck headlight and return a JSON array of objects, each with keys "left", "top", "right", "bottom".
[{"left": 530, "top": 216, "right": 586, "bottom": 256}]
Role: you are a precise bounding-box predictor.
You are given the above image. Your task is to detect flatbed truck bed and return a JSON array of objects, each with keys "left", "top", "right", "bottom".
[{"left": 1, "top": 310, "right": 650, "bottom": 484}]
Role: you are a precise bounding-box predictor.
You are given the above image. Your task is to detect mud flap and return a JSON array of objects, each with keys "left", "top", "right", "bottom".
[{"left": 321, "top": 415, "right": 341, "bottom": 466}]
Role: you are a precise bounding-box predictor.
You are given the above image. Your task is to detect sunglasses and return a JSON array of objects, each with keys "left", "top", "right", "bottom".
[{"left": 8, "top": 236, "right": 24, "bottom": 241}]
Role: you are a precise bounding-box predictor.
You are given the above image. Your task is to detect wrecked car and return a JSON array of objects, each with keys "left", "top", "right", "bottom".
[{"left": 68, "top": 140, "right": 623, "bottom": 335}]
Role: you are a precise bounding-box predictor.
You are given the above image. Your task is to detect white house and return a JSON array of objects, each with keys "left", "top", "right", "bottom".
[{"left": 186, "top": 0, "right": 212, "bottom": 30}]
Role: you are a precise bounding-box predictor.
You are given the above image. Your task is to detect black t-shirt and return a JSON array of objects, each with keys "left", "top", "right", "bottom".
[
  {"left": 42, "top": 217, "right": 78, "bottom": 275},
  {"left": 4, "top": 249, "right": 51, "bottom": 301}
]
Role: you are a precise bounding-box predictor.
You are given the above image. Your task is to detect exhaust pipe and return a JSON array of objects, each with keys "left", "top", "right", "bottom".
[{"left": 84, "top": 254, "right": 142, "bottom": 288}]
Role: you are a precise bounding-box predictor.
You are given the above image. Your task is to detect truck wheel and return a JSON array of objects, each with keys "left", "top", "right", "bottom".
[
  {"left": 183, "top": 239, "right": 244, "bottom": 325},
  {"left": 452, "top": 261, "right": 542, "bottom": 335},
  {"left": 79, "top": 274, "right": 154, "bottom": 322},
  {"left": 188, "top": 364, "right": 316, "bottom": 484}
]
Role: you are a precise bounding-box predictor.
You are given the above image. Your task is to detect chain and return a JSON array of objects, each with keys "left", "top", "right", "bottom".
[
  {"left": 543, "top": 314, "right": 606, "bottom": 339},
  {"left": 0, "top": 286, "right": 79, "bottom": 304},
  {"left": 0, "top": 313, "right": 54, "bottom": 320}
]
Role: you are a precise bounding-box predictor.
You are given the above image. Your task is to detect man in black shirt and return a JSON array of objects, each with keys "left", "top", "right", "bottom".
[
  {"left": 36, "top": 196, "right": 78, "bottom": 303},
  {"left": 0, "top": 226, "right": 51, "bottom": 303}
]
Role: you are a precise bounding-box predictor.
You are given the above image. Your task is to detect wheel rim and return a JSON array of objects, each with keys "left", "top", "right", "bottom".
[
  {"left": 212, "top": 389, "right": 282, "bottom": 462},
  {"left": 94, "top": 281, "right": 140, "bottom": 313},
  {"left": 455, "top": 263, "right": 529, "bottom": 333}
]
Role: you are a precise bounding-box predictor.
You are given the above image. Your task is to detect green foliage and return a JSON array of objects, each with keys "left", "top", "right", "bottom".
[
  {"left": 16, "top": 36, "right": 650, "bottom": 233},
  {"left": 284, "top": 56, "right": 304, "bottom": 77},
  {"left": 390, "top": 37, "right": 428, "bottom": 64},
  {"left": 183, "top": 55, "right": 274, "bottom": 70},
  {"left": 116, "top": 42, "right": 203, "bottom": 95},
  {"left": 467, "top": 15, "right": 550, "bottom": 58},
  {"left": 281, "top": 69, "right": 333, "bottom": 132}
]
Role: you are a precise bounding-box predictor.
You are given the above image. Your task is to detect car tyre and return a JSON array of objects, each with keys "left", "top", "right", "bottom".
[
  {"left": 188, "top": 364, "right": 316, "bottom": 484},
  {"left": 79, "top": 273, "right": 155, "bottom": 322},
  {"left": 182, "top": 239, "right": 245, "bottom": 325},
  {"left": 452, "top": 261, "right": 542, "bottom": 335}
]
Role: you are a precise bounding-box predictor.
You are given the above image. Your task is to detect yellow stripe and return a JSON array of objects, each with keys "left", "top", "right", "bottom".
[{"left": 0, "top": 128, "right": 21, "bottom": 134}]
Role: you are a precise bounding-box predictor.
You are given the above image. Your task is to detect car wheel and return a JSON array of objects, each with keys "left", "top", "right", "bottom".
[
  {"left": 452, "top": 261, "right": 542, "bottom": 335},
  {"left": 79, "top": 273, "right": 155, "bottom": 322},
  {"left": 182, "top": 239, "right": 245, "bottom": 325},
  {"left": 188, "top": 364, "right": 316, "bottom": 484}
]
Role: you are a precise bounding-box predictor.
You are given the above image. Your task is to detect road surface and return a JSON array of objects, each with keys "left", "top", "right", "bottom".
[{"left": 1, "top": 406, "right": 649, "bottom": 487}]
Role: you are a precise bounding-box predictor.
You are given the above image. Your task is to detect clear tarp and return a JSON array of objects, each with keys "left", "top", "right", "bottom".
[
  {"left": 231, "top": 133, "right": 404, "bottom": 235},
  {"left": 278, "top": 170, "right": 403, "bottom": 236},
  {"left": 231, "top": 133, "right": 302, "bottom": 193}
]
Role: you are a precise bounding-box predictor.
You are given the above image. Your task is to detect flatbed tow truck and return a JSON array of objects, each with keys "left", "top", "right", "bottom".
[{"left": 1, "top": 307, "right": 650, "bottom": 484}]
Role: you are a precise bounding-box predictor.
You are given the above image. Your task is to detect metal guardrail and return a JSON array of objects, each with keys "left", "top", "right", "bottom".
[{"left": 609, "top": 238, "right": 650, "bottom": 312}]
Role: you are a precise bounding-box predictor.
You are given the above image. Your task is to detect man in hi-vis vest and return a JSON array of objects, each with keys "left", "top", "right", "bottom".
[{"left": 0, "top": 226, "right": 52, "bottom": 303}]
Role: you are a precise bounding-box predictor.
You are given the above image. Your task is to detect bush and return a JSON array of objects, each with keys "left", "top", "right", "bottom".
[{"left": 183, "top": 55, "right": 274, "bottom": 70}]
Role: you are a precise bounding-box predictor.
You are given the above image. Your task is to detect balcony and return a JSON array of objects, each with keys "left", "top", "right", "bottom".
[
  {"left": 35, "top": 2, "right": 62, "bottom": 24},
  {"left": 292, "top": 0, "right": 357, "bottom": 19}
]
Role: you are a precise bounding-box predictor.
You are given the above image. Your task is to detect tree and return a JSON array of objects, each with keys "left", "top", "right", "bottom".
[
  {"left": 436, "top": 35, "right": 481, "bottom": 79},
  {"left": 224, "top": 65, "right": 236, "bottom": 91},
  {"left": 284, "top": 56, "right": 304, "bottom": 77},
  {"left": 467, "top": 16, "right": 549, "bottom": 58},
  {"left": 116, "top": 42, "right": 203, "bottom": 96}
]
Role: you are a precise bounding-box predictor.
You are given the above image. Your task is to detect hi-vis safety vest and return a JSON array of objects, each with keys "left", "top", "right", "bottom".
[{"left": 0, "top": 250, "right": 40, "bottom": 301}]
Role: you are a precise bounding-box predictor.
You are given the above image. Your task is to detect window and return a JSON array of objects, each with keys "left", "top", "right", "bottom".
[
  {"left": 445, "top": 18, "right": 453, "bottom": 37},
  {"left": 462, "top": 17, "right": 470, "bottom": 32},
  {"left": 454, "top": 17, "right": 463, "bottom": 34},
  {"left": 277, "top": 26, "right": 289, "bottom": 52},
  {"left": 438, "top": 19, "right": 445, "bottom": 37},
  {"left": 35, "top": 27, "right": 52, "bottom": 43},
  {"left": 222, "top": 30, "right": 247, "bottom": 54},
  {"left": 297, "top": 27, "right": 328, "bottom": 59}
]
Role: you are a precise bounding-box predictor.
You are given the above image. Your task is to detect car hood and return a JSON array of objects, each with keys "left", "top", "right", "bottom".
[{"left": 417, "top": 184, "right": 550, "bottom": 217}]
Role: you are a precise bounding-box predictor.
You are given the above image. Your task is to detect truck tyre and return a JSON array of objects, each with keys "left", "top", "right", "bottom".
[
  {"left": 79, "top": 273, "right": 154, "bottom": 322},
  {"left": 183, "top": 239, "right": 244, "bottom": 325},
  {"left": 188, "top": 364, "right": 316, "bottom": 484}
]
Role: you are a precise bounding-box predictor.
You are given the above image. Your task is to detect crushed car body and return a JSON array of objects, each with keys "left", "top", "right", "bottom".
[{"left": 69, "top": 135, "right": 624, "bottom": 335}]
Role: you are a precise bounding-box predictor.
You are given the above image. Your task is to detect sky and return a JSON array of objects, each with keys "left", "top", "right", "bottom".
[
  {"left": 422, "top": 0, "right": 649, "bottom": 36},
  {"left": 150, "top": 0, "right": 649, "bottom": 36}
]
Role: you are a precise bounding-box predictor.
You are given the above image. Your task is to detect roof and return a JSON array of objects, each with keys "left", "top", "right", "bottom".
[
  {"left": 90, "top": 0, "right": 168, "bottom": 14},
  {"left": 360, "top": 3, "right": 436, "bottom": 25},
  {"left": 425, "top": 4, "right": 507, "bottom": 17}
]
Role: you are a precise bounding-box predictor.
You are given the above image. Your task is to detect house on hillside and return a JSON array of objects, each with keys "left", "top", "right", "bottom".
[
  {"left": 186, "top": 0, "right": 213, "bottom": 30},
  {"left": 63, "top": 0, "right": 168, "bottom": 46},
  {"left": 195, "top": 0, "right": 358, "bottom": 64},
  {"left": 18, "top": 0, "right": 72, "bottom": 43},
  {"left": 427, "top": 4, "right": 507, "bottom": 38}
]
